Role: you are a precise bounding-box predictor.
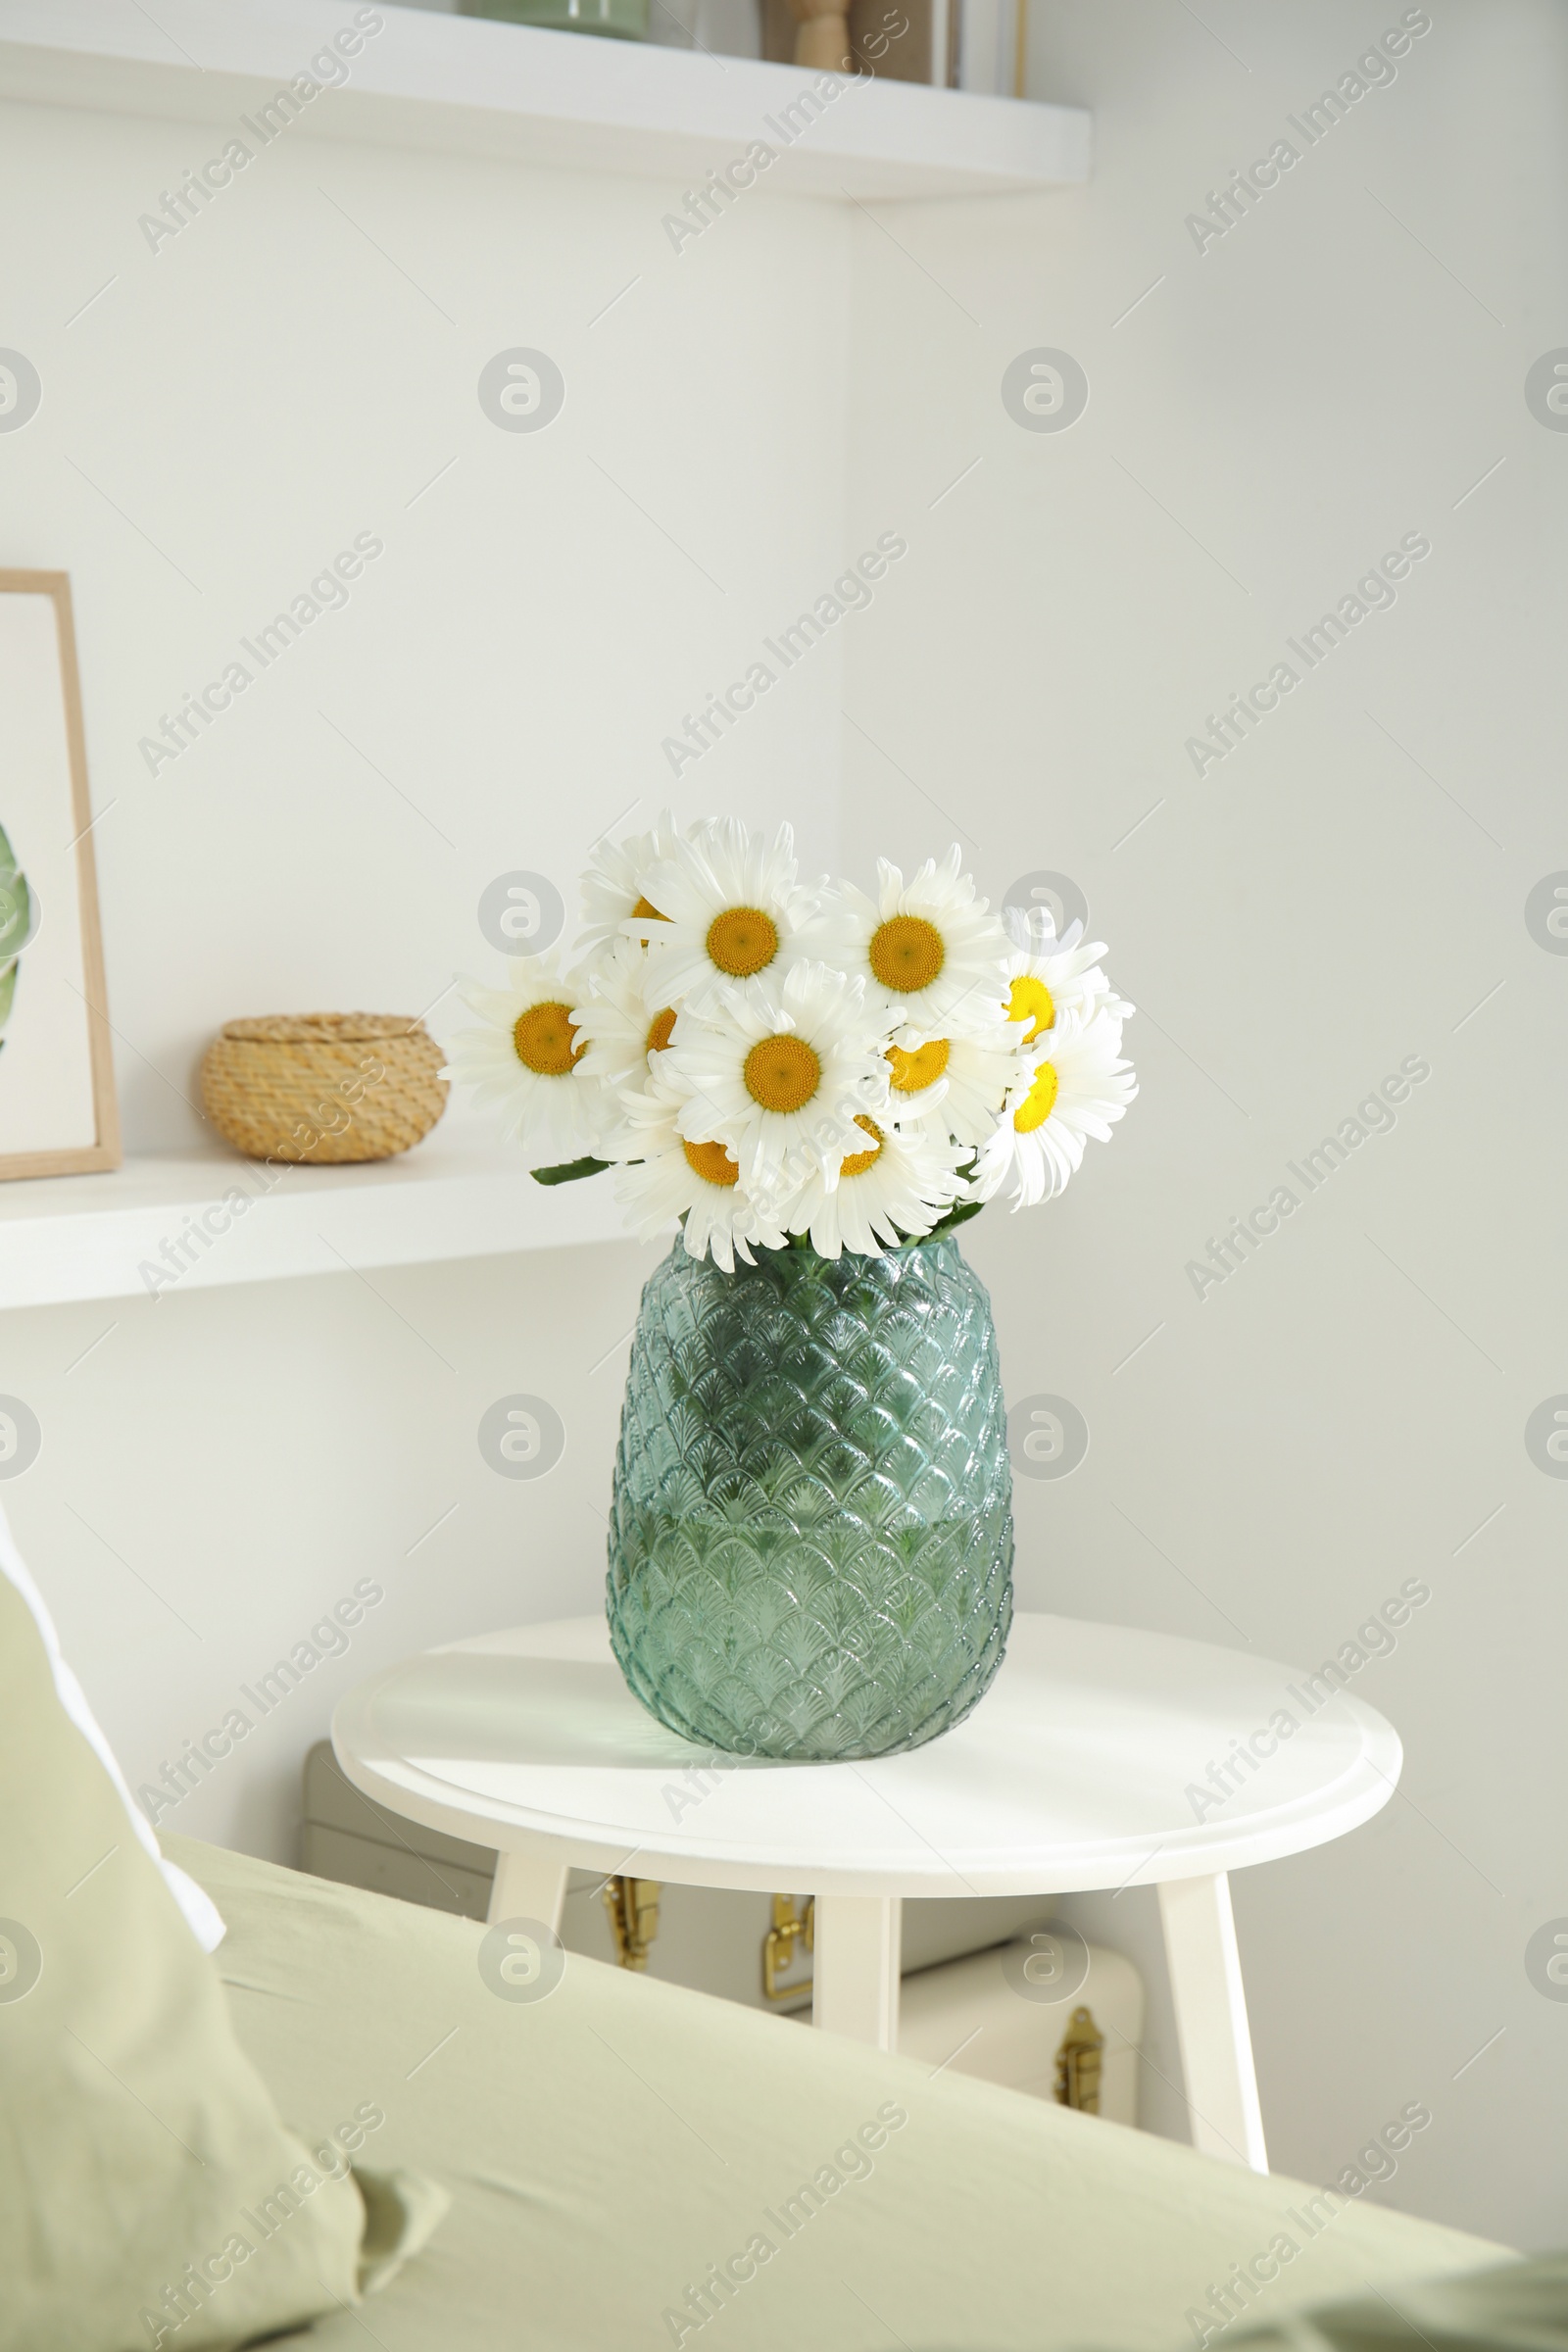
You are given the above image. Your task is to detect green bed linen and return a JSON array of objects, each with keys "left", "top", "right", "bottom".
[
  {"left": 1174, "top": 2251, "right": 1568, "bottom": 2350},
  {"left": 0, "top": 1566, "right": 368, "bottom": 2352},
  {"left": 167, "top": 1834, "right": 1506, "bottom": 2351}
]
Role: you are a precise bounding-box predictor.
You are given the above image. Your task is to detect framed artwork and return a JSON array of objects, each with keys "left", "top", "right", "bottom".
[{"left": 0, "top": 571, "right": 120, "bottom": 1180}]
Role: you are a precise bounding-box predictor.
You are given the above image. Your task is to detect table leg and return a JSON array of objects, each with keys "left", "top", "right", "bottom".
[
  {"left": 811, "top": 1894, "right": 902, "bottom": 2050},
  {"left": 487, "top": 1845, "right": 568, "bottom": 1934},
  {"left": 1157, "top": 1873, "right": 1268, "bottom": 2173}
]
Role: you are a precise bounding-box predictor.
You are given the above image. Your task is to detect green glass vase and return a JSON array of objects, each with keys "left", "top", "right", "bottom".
[{"left": 606, "top": 1234, "right": 1014, "bottom": 1761}]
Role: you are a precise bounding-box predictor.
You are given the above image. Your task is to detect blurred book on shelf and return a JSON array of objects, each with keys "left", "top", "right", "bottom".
[{"left": 418, "top": 0, "right": 1024, "bottom": 86}]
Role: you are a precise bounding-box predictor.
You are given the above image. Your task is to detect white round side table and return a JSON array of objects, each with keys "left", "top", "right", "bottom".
[{"left": 331, "top": 1611, "right": 1401, "bottom": 2176}]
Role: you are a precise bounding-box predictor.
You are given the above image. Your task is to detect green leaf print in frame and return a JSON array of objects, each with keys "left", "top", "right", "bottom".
[{"left": 0, "top": 821, "right": 33, "bottom": 1054}]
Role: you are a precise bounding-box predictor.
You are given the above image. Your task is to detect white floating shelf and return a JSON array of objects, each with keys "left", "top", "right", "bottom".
[
  {"left": 0, "top": 0, "right": 1090, "bottom": 201},
  {"left": 0, "top": 1141, "right": 633, "bottom": 1310}
]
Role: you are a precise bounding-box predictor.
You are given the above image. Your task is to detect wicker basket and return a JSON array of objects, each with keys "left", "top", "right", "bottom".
[{"left": 200, "top": 1014, "right": 448, "bottom": 1164}]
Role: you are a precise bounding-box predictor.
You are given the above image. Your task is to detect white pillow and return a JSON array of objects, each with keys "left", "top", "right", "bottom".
[{"left": 0, "top": 1499, "right": 224, "bottom": 1953}]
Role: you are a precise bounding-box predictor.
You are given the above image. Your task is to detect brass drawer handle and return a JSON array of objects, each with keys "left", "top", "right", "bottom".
[
  {"left": 762, "top": 1893, "right": 814, "bottom": 2000},
  {"left": 1055, "top": 2003, "right": 1104, "bottom": 2112},
  {"left": 602, "top": 1876, "right": 662, "bottom": 1969}
]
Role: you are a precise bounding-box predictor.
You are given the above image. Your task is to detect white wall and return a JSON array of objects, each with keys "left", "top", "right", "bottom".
[
  {"left": 2, "top": 0, "right": 1564, "bottom": 2258},
  {"left": 836, "top": 0, "right": 1567, "bottom": 2250},
  {"left": 0, "top": 93, "right": 851, "bottom": 1849},
  {"left": 0, "top": 81, "right": 851, "bottom": 1155}
]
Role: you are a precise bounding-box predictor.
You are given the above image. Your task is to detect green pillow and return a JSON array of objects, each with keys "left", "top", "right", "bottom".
[{"left": 0, "top": 1547, "right": 369, "bottom": 2351}]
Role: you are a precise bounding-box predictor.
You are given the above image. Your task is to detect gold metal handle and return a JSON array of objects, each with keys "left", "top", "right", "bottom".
[
  {"left": 762, "top": 1893, "right": 814, "bottom": 2000},
  {"left": 602, "top": 1876, "right": 662, "bottom": 1970},
  {"left": 1054, "top": 2004, "right": 1104, "bottom": 2113}
]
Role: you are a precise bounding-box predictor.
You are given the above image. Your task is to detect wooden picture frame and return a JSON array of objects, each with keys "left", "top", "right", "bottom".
[{"left": 0, "top": 571, "right": 121, "bottom": 1180}]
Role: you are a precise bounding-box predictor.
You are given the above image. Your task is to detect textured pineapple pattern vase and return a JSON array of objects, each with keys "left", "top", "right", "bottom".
[{"left": 606, "top": 1235, "right": 1014, "bottom": 1760}]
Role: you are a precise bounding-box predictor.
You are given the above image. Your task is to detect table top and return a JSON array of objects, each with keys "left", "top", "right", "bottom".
[{"left": 330, "top": 1612, "right": 1401, "bottom": 1898}]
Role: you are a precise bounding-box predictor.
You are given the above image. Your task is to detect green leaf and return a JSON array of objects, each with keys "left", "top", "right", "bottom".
[
  {"left": 0, "top": 822, "right": 31, "bottom": 965},
  {"left": 0, "top": 957, "right": 15, "bottom": 1046},
  {"left": 530, "top": 1155, "right": 612, "bottom": 1187},
  {"left": 913, "top": 1196, "right": 987, "bottom": 1243}
]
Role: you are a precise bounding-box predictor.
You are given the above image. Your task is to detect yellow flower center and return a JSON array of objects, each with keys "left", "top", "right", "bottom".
[
  {"left": 513, "top": 1002, "right": 583, "bottom": 1076},
  {"left": 1013, "top": 1062, "right": 1059, "bottom": 1132},
  {"left": 707, "top": 906, "right": 780, "bottom": 978},
  {"left": 840, "top": 1116, "right": 884, "bottom": 1178},
  {"left": 868, "top": 914, "right": 946, "bottom": 994},
  {"left": 1007, "top": 974, "right": 1055, "bottom": 1043},
  {"left": 631, "top": 896, "right": 666, "bottom": 922},
  {"left": 645, "top": 1006, "right": 676, "bottom": 1055},
  {"left": 682, "top": 1138, "right": 740, "bottom": 1189},
  {"left": 887, "top": 1038, "right": 950, "bottom": 1094},
  {"left": 743, "top": 1032, "right": 821, "bottom": 1113}
]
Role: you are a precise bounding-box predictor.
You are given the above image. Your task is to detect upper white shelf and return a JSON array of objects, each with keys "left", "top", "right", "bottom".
[
  {"left": 0, "top": 1139, "right": 634, "bottom": 1310},
  {"left": 0, "top": 0, "right": 1090, "bottom": 201}
]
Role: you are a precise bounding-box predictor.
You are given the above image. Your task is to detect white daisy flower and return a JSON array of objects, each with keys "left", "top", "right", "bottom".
[
  {"left": 810, "top": 847, "right": 1010, "bottom": 1035},
  {"left": 629, "top": 815, "right": 817, "bottom": 1015},
  {"left": 663, "top": 959, "right": 888, "bottom": 1198},
  {"left": 883, "top": 1026, "right": 1028, "bottom": 1150},
  {"left": 971, "top": 1006, "right": 1137, "bottom": 1209},
  {"left": 579, "top": 811, "right": 678, "bottom": 955},
  {"left": 569, "top": 934, "right": 681, "bottom": 1096},
  {"left": 885, "top": 911, "right": 1128, "bottom": 1147},
  {"left": 1001, "top": 906, "right": 1134, "bottom": 1044},
  {"left": 612, "top": 1077, "right": 788, "bottom": 1273},
  {"left": 775, "top": 1114, "right": 969, "bottom": 1259},
  {"left": 446, "top": 953, "right": 602, "bottom": 1163}
]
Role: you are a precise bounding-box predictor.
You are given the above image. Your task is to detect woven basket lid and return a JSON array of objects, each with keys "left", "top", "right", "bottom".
[{"left": 219, "top": 1014, "right": 428, "bottom": 1044}]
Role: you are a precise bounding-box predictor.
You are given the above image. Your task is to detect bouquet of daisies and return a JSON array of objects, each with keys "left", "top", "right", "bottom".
[{"left": 449, "top": 816, "right": 1136, "bottom": 1270}]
